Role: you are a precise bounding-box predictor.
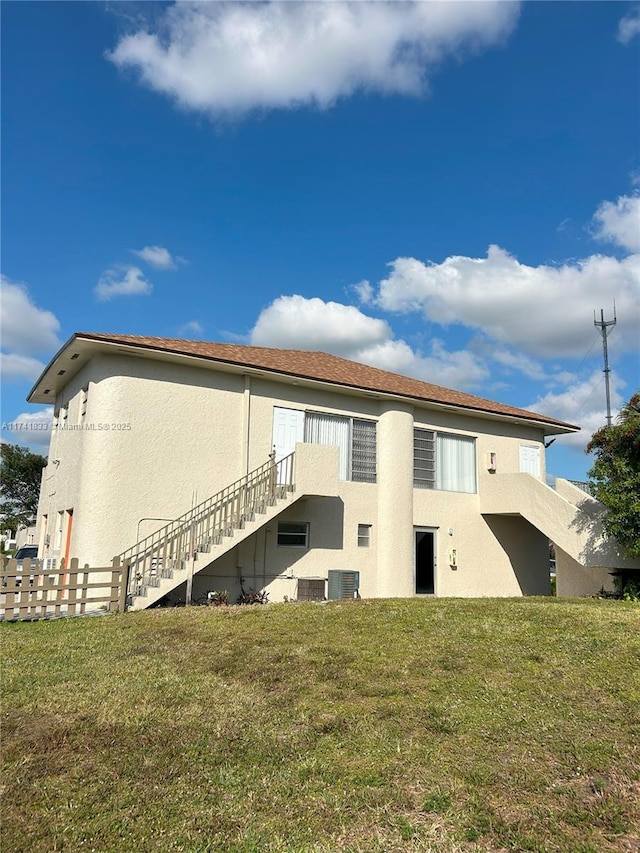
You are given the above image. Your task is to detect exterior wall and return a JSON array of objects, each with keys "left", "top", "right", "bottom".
[
  {"left": 36, "top": 361, "right": 94, "bottom": 564},
  {"left": 37, "top": 354, "right": 246, "bottom": 567},
  {"left": 35, "top": 350, "right": 561, "bottom": 600},
  {"left": 411, "top": 410, "right": 549, "bottom": 597},
  {"left": 377, "top": 404, "right": 414, "bottom": 597},
  {"left": 556, "top": 549, "right": 616, "bottom": 597}
]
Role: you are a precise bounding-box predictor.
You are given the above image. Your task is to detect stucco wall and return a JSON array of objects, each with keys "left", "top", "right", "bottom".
[
  {"left": 38, "top": 354, "right": 246, "bottom": 566},
  {"left": 556, "top": 549, "right": 616, "bottom": 597},
  {"left": 35, "top": 350, "right": 561, "bottom": 599},
  {"left": 36, "top": 361, "right": 93, "bottom": 563}
]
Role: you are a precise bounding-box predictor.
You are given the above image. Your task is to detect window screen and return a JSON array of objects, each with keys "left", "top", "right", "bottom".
[{"left": 277, "top": 522, "right": 309, "bottom": 547}]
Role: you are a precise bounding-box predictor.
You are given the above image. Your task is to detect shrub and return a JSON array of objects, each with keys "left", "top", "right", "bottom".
[{"left": 237, "top": 589, "right": 269, "bottom": 605}]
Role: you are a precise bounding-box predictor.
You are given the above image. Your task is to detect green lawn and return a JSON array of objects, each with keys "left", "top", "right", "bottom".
[{"left": 2, "top": 598, "right": 640, "bottom": 853}]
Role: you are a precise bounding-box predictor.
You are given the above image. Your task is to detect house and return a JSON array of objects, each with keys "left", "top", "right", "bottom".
[{"left": 27, "top": 333, "right": 640, "bottom": 607}]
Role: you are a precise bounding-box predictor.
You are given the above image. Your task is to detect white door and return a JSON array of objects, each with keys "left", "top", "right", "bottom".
[
  {"left": 519, "top": 445, "right": 540, "bottom": 478},
  {"left": 272, "top": 407, "right": 305, "bottom": 462}
]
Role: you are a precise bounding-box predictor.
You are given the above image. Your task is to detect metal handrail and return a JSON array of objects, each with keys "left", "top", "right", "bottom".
[
  {"left": 120, "top": 452, "right": 295, "bottom": 597},
  {"left": 566, "top": 479, "right": 593, "bottom": 496}
]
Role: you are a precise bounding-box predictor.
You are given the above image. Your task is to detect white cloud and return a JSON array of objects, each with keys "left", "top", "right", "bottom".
[
  {"left": 251, "top": 294, "right": 390, "bottom": 356},
  {"left": 484, "top": 347, "right": 576, "bottom": 385},
  {"left": 592, "top": 194, "right": 640, "bottom": 253},
  {"left": 95, "top": 265, "right": 153, "bottom": 302},
  {"left": 369, "top": 245, "right": 639, "bottom": 358},
  {"left": 0, "top": 277, "right": 61, "bottom": 355},
  {"left": 250, "top": 293, "right": 488, "bottom": 390},
  {"left": 179, "top": 320, "right": 204, "bottom": 336},
  {"left": 527, "top": 370, "right": 626, "bottom": 450},
  {"left": 491, "top": 349, "right": 548, "bottom": 381},
  {"left": 4, "top": 408, "right": 54, "bottom": 453},
  {"left": 617, "top": 7, "right": 640, "bottom": 43},
  {"left": 133, "top": 245, "right": 179, "bottom": 270},
  {"left": 0, "top": 353, "right": 46, "bottom": 383},
  {"left": 108, "top": 1, "right": 519, "bottom": 117},
  {"left": 356, "top": 337, "right": 489, "bottom": 390},
  {"left": 352, "top": 279, "right": 374, "bottom": 305}
]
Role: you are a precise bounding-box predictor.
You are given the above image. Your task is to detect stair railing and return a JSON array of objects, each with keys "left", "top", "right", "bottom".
[{"left": 120, "top": 452, "right": 295, "bottom": 598}]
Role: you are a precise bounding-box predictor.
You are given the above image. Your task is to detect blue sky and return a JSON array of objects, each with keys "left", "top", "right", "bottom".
[{"left": 1, "top": 0, "right": 639, "bottom": 483}]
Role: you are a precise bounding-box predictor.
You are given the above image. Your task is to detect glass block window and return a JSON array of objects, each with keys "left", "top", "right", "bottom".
[
  {"left": 351, "top": 419, "right": 377, "bottom": 483},
  {"left": 305, "top": 412, "right": 376, "bottom": 483}
]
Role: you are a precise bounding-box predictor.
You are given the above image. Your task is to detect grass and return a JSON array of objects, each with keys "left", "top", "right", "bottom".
[{"left": 2, "top": 597, "right": 640, "bottom": 853}]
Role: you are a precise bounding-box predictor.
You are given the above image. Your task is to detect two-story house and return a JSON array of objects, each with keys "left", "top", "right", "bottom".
[{"left": 28, "top": 333, "right": 638, "bottom": 607}]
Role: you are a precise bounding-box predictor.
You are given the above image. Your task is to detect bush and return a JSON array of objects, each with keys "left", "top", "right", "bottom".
[
  {"left": 237, "top": 589, "right": 269, "bottom": 605},
  {"left": 621, "top": 581, "right": 640, "bottom": 603}
]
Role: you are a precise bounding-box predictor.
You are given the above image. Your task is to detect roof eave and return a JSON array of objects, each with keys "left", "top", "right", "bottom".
[{"left": 27, "top": 332, "right": 579, "bottom": 435}]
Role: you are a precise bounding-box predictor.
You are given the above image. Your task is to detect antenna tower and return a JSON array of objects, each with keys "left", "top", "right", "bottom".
[{"left": 594, "top": 305, "right": 617, "bottom": 426}]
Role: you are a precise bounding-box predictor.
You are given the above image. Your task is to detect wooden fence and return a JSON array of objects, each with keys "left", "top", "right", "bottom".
[{"left": 0, "top": 557, "right": 130, "bottom": 621}]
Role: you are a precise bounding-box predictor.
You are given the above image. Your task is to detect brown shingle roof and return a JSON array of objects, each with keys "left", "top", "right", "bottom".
[{"left": 68, "top": 332, "right": 577, "bottom": 431}]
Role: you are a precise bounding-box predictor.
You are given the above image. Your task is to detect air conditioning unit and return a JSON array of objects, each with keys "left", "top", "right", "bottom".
[
  {"left": 327, "top": 569, "right": 360, "bottom": 600},
  {"left": 297, "top": 578, "right": 325, "bottom": 602}
]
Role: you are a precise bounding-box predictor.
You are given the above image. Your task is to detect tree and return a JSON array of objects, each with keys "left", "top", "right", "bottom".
[
  {"left": 0, "top": 444, "right": 47, "bottom": 532},
  {"left": 587, "top": 392, "right": 640, "bottom": 559}
]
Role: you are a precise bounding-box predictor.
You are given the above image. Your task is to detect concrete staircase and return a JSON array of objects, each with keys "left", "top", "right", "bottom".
[
  {"left": 480, "top": 473, "right": 638, "bottom": 570},
  {"left": 121, "top": 453, "right": 298, "bottom": 610}
]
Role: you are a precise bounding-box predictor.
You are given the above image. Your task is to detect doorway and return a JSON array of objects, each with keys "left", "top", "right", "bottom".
[
  {"left": 415, "top": 528, "right": 436, "bottom": 595},
  {"left": 519, "top": 444, "right": 540, "bottom": 478}
]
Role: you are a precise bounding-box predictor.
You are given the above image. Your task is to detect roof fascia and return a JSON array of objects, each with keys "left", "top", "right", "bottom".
[{"left": 28, "top": 334, "right": 579, "bottom": 436}]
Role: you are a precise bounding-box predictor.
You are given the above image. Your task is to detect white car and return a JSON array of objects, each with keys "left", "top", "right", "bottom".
[{"left": 9, "top": 545, "right": 40, "bottom": 588}]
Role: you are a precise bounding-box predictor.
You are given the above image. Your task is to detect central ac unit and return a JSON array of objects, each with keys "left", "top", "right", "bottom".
[{"left": 327, "top": 569, "right": 360, "bottom": 600}]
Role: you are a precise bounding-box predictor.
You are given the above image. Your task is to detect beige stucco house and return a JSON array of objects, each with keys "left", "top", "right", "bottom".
[{"left": 28, "top": 333, "right": 639, "bottom": 608}]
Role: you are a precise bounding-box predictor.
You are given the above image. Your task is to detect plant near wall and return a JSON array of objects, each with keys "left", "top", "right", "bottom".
[
  {"left": 621, "top": 581, "right": 640, "bottom": 602},
  {"left": 237, "top": 588, "right": 269, "bottom": 605},
  {"left": 587, "top": 392, "right": 640, "bottom": 560}
]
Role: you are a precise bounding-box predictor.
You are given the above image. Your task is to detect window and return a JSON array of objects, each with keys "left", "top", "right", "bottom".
[
  {"left": 304, "top": 412, "right": 376, "bottom": 482},
  {"left": 351, "top": 420, "right": 377, "bottom": 483},
  {"left": 357, "top": 524, "right": 371, "bottom": 547},
  {"left": 277, "top": 522, "right": 309, "bottom": 547},
  {"left": 414, "top": 429, "right": 436, "bottom": 489},
  {"left": 414, "top": 429, "right": 477, "bottom": 493},
  {"left": 80, "top": 388, "right": 88, "bottom": 422}
]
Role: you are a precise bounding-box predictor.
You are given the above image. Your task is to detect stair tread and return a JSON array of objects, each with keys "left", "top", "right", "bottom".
[{"left": 122, "top": 468, "right": 297, "bottom": 609}]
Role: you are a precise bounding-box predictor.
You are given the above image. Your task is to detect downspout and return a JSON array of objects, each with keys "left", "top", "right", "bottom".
[
  {"left": 242, "top": 375, "right": 251, "bottom": 476},
  {"left": 263, "top": 527, "right": 268, "bottom": 591}
]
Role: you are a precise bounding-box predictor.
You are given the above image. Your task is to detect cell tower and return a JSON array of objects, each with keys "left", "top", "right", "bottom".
[{"left": 594, "top": 305, "right": 617, "bottom": 427}]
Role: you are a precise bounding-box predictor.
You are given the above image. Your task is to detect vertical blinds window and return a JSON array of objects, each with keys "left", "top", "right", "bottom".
[
  {"left": 436, "top": 433, "right": 477, "bottom": 493},
  {"left": 305, "top": 412, "right": 351, "bottom": 480},
  {"left": 305, "top": 413, "right": 377, "bottom": 482},
  {"left": 414, "top": 429, "right": 477, "bottom": 493}
]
